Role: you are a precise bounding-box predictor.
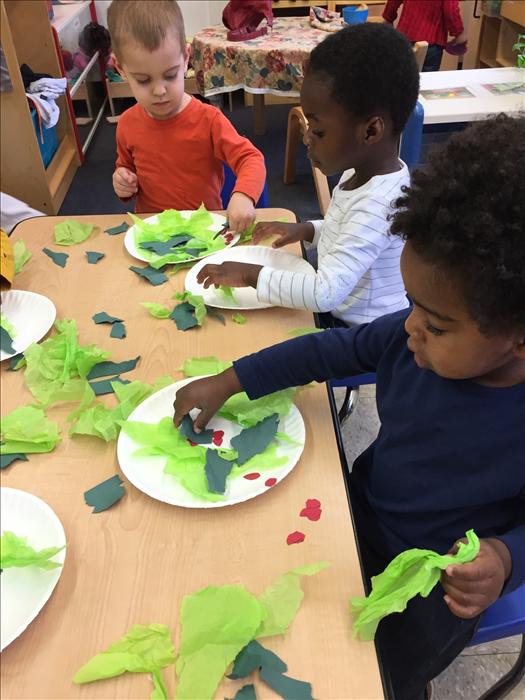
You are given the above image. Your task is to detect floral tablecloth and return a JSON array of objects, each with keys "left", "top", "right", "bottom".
[{"left": 192, "top": 17, "right": 332, "bottom": 97}]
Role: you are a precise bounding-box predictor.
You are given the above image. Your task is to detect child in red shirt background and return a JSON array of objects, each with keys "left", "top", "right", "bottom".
[
  {"left": 383, "top": 0, "right": 467, "bottom": 71},
  {"left": 107, "top": 0, "right": 266, "bottom": 233}
]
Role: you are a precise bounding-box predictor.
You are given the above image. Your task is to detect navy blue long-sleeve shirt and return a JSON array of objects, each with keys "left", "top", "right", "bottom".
[{"left": 233, "top": 309, "right": 525, "bottom": 592}]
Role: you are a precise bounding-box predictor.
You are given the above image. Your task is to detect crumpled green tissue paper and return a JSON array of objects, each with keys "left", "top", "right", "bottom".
[
  {"left": 0, "top": 405, "right": 61, "bottom": 454},
  {"left": 0, "top": 531, "right": 64, "bottom": 570}
]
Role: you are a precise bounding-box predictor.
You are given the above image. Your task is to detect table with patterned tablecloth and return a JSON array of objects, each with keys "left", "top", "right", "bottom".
[{"left": 192, "top": 17, "right": 335, "bottom": 133}]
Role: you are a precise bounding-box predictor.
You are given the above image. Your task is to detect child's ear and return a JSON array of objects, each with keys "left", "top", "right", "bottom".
[
  {"left": 113, "top": 54, "right": 127, "bottom": 81},
  {"left": 363, "top": 116, "right": 385, "bottom": 145},
  {"left": 513, "top": 334, "right": 525, "bottom": 361}
]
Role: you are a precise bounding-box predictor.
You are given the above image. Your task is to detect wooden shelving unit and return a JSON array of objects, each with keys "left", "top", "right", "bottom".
[
  {"left": 0, "top": 0, "right": 81, "bottom": 214},
  {"left": 477, "top": 0, "right": 525, "bottom": 69}
]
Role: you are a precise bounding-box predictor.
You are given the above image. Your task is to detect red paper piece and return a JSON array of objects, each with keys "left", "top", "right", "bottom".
[
  {"left": 300, "top": 498, "right": 322, "bottom": 521},
  {"left": 225, "top": 233, "right": 234, "bottom": 244},
  {"left": 212, "top": 430, "right": 224, "bottom": 446},
  {"left": 265, "top": 477, "right": 277, "bottom": 487},
  {"left": 243, "top": 472, "right": 260, "bottom": 480},
  {"left": 188, "top": 440, "right": 198, "bottom": 446},
  {"left": 286, "top": 531, "right": 305, "bottom": 545}
]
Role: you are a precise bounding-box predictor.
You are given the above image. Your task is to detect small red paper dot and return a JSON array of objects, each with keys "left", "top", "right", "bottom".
[
  {"left": 243, "top": 472, "right": 260, "bottom": 480},
  {"left": 300, "top": 506, "right": 322, "bottom": 522},
  {"left": 265, "top": 478, "right": 277, "bottom": 487},
  {"left": 305, "top": 498, "right": 321, "bottom": 509},
  {"left": 286, "top": 531, "right": 305, "bottom": 545},
  {"left": 212, "top": 430, "right": 224, "bottom": 446}
]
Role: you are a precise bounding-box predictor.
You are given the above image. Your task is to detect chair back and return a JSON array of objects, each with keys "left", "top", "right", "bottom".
[
  {"left": 469, "top": 585, "right": 525, "bottom": 646},
  {"left": 399, "top": 101, "right": 424, "bottom": 168}
]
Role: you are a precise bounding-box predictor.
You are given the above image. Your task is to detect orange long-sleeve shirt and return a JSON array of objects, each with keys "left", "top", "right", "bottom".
[{"left": 115, "top": 96, "right": 266, "bottom": 213}]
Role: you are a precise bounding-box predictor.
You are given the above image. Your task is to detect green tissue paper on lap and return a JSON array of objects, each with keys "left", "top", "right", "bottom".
[{"left": 350, "top": 529, "right": 480, "bottom": 641}]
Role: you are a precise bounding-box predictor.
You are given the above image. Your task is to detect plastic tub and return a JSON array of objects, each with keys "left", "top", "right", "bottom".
[{"left": 342, "top": 4, "right": 369, "bottom": 25}]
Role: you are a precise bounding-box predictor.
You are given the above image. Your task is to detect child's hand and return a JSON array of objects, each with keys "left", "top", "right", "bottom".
[
  {"left": 113, "top": 167, "right": 138, "bottom": 199},
  {"left": 227, "top": 192, "right": 256, "bottom": 234},
  {"left": 441, "top": 538, "right": 512, "bottom": 619},
  {"left": 197, "top": 262, "right": 262, "bottom": 289},
  {"left": 252, "top": 221, "right": 315, "bottom": 248},
  {"left": 173, "top": 369, "right": 242, "bottom": 432}
]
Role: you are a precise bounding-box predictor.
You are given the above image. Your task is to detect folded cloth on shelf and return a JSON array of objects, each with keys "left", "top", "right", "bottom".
[
  {"left": 27, "top": 76, "right": 67, "bottom": 100},
  {"left": 26, "top": 93, "right": 60, "bottom": 129}
]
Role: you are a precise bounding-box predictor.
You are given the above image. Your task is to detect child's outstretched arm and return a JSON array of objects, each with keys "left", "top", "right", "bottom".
[{"left": 113, "top": 120, "right": 138, "bottom": 200}]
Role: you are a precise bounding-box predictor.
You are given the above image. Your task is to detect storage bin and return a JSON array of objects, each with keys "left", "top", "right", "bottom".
[
  {"left": 31, "top": 108, "right": 58, "bottom": 167},
  {"left": 343, "top": 4, "right": 369, "bottom": 25}
]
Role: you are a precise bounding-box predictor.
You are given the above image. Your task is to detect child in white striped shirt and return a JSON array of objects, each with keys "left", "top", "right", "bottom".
[{"left": 197, "top": 23, "right": 420, "bottom": 326}]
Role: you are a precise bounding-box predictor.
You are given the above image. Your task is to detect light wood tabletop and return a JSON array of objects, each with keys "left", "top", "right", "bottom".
[{"left": 0, "top": 210, "right": 384, "bottom": 699}]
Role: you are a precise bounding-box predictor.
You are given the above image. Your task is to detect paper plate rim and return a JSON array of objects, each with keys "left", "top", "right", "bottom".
[{"left": 0, "top": 290, "right": 57, "bottom": 362}]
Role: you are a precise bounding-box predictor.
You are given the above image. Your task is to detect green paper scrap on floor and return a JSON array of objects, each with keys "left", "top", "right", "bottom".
[
  {"left": 129, "top": 265, "right": 168, "bottom": 286},
  {"left": 93, "top": 312, "right": 123, "bottom": 325},
  {"left": 87, "top": 356, "right": 140, "bottom": 380},
  {"left": 0, "top": 405, "right": 61, "bottom": 454},
  {"left": 84, "top": 474, "right": 126, "bottom": 513},
  {"left": 89, "top": 376, "right": 130, "bottom": 396},
  {"left": 104, "top": 221, "right": 129, "bottom": 236},
  {"left": 0, "top": 313, "right": 16, "bottom": 354},
  {"left": 350, "top": 529, "right": 480, "bottom": 641},
  {"left": 232, "top": 313, "right": 246, "bottom": 324},
  {"left": 54, "top": 220, "right": 98, "bottom": 246},
  {"left": 0, "top": 453, "right": 28, "bottom": 469},
  {"left": 42, "top": 247, "right": 68, "bottom": 268},
  {"left": 110, "top": 321, "right": 126, "bottom": 339},
  {"left": 71, "top": 564, "right": 328, "bottom": 698},
  {"left": 86, "top": 251, "right": 105, "bottom": 264},
  {"left": 0, "top": 531, "right": 64, "bottom": 570},
  {"left": 13, "top": 239, "right": 31, "bottom": 274},
  {"left": 169, "top": 301, "right": 199, "bottom": 331},
  {"left": 73, "top": 623, "right": 175, "bottom": 700},
  {"left": 129, "top": 205, "right": 228, "bottom": 269}
]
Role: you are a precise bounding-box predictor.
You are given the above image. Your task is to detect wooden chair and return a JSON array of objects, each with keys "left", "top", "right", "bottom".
[{"left": 283, "top": 42, "right": 428, "bottom": 215}]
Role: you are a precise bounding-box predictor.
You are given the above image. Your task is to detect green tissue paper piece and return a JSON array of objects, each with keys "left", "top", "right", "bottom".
[
  {"left": 0, "top": 453, "right": 28, "bottom": 469},
  {"left": 54, "top": 220, "right": 97, "bottom": 246},
  {"left": 231, "top": 414, "right": 279, "bottom": 465},
  {"left": 227, "top": 684, "right": 256, "bottom": 700},
  {"left": 87, "top": 356, "right": 140, "bottom": 380},
  {"left": 13, "top": 240, "right": 31, "bottom": 274},
  {"left": 0, "top": 324, "right": 16, "bottom": 354},
  {"left": 129, "top": 265, "right": 168, "bottom": 286},
  {"left": 205, "top": 449, "right": 235, "bottom": 494},
  {"left": 0, "top": 406, "right": 61, "bottom": 454},
  {"left": 169, "top": 302, "right": 199, "bottom": 331},
  {"left": 175, "top": 584, "right": 267, "bottom": 700},
  {"left": 0, "top": 531, "right": 64, "bottom": 570},
  {"left": 232, "top": 313, "right": 246, "bottom": 325},
  {"left": 43, "top": 248, "right": 68, "bottom": 268},
  {"left": 219, "top": 389, "right": 295, "bottom": 428},
  {"left": 70, "top": 376, "right": 172, "bottom": 442},
  {"left": 73, "top": 623, "right": 175, "bottom": 696},
  {"left": 129, "top": 205, "right": 227, "bottom": 269},
  {"left": 350, "top": 529, "right": 480, "bottom": 641},
  {"left": 86, "top": 251, "right": 105, "bottom": 264},
  {"left": 23, "top": 318, "right": 107, "bottom": 409},
  {"left": 180, "top": 356, "right": 232, "bottom": 377},
  {"left": 84, "top": 474, "right": 125, "bottom": 513},
  {"left": 287, "top": 327, "right": 323, "bottom": 337},
  {"left": 104, "top": 221, "right": 129, "bottom": 235},
  {"left": 179, "top": 414, "right": 213, "bottom": 444},
  {"left": 259, "top": 666, "right": 313, "bottom": 699},
  {"left": 89, "top": 376, "right": 130, "bottom": 396},
  {"left": 174, "top": 291, "right": 207, "bottom": 325},
  {"left": 142, "top": 302, "right": 171, "bottom": 319},
  {"left": 256, "top": 562, "right": 330, "bottom": 639},
  {"left": 218, "top": 285, "right": 238, "bottom": 304},
  {"left": 275, "top": 431, "right": 302, "bottom": 447},
  {"left": 0, "top": 313, "right": 15, "bottom": 337},
  {"left": 110, "top": 322, "right": 126, "bottom": 339},
  {"left": 238, "top": 221, "right": 257, "bottom": 244},
  {"left": 229, "top": 443, "right": 288, "bottom": 479},
  {"left": 229, "top": 640, "right": 287, "bottom": 679},
  {"left": 93, "top": 312, "right": 123, "bottom": 325}
]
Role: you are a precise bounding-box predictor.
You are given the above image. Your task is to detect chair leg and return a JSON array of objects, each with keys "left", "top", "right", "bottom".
[
  {"left": 338, "top": 387, "right": 360, "bottom": 426},
  {"left": 478, "top": 634, "right": 525, "bottom": 700},
  {"left": 283, "top": 111, "right": 302, "bottom": 184}
]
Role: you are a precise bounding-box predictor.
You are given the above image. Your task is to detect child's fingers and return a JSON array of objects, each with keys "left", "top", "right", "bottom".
[
  {"left": 445, "top": 560, "right": 485, "bottom": 581},
  {"left": 196, "top": 265, "right": 215, "bottom": 285},
  {"left": 192, "top": 406, "right": 215, "bottom": 432},
  {"left": 443, "top": 594, "right": 483, "bottom": 619},
  {"left": 252, "top": 223, "right": 272, "bottom": 244}
]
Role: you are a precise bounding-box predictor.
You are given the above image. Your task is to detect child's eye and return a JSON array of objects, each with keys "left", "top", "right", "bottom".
[
  {"left": 165, "top": 73, "right": 178, "bottom": 80},
  {"left": 312, "top": 130, "right": 324, "bottom": 138},
  {"left": 425, "top": 323, "right": 445, "bottom": 336},
  {"left": 136, "top": 78, "right": 150, "bottom": 85}
]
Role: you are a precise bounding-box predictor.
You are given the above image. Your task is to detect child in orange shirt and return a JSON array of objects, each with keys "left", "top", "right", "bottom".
[{"left": 108, "top": 0, "right": 266, "bottom": 232}]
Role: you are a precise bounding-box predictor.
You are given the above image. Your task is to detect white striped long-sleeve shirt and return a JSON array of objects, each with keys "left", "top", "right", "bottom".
[{"left": 256, "top": 163, "right": 410, "bottom": 326}]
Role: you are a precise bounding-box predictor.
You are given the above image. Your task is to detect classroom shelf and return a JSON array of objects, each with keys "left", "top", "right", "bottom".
[
  {"left": 477, "top": 1, "right": 525, "bottom": 69},
  {"left": 50, "top": 0, "right": 91, "bottom": 34}
]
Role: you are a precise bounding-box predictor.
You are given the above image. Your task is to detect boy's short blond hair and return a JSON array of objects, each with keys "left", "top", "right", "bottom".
[{"left": 108, "top": 0, "right": 186, "bottom": 61}]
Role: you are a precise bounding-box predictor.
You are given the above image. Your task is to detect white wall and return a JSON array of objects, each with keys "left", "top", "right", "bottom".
[{"left": 95, "top": 0, "right": 227, "bottom": 36}]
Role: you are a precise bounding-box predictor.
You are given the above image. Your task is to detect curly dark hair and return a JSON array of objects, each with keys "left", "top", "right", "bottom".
[
  {"left": 307, "top": 23, "right": 419, "bottom": 135},
  {"left": 390, "top": 113, "right": 525, "bottom": 335}
]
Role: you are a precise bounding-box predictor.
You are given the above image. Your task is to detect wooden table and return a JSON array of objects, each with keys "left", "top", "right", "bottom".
[
  {"left": 0, "top": 210, "right": 384, "bottom": 699},
  {"left": 419, "top": 67, "right": 525, "bottom": 125}
]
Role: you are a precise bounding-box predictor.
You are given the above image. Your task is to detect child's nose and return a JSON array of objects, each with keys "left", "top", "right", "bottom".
[{"left": 152, "top": 83, "right": 167, "bottom": 96}]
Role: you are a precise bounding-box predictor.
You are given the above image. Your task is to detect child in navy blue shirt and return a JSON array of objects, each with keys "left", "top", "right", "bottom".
[{"left": 173, "top": 115, "right": 525, "bottom": 700}]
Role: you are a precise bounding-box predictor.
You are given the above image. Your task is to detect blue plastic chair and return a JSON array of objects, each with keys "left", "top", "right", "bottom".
[
  {"left": 328, "top": 102, "right": 425, "bottom": 424},
  {"left": 466, "top": 585, "right": 525, "bottom": 699},
  {"left": 220, "top": 163, "right": 269, "bottom": 210}
]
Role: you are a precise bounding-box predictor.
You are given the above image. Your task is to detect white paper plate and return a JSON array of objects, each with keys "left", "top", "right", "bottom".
[
  {"left": 184, "top": 245, "right": 315, "bottom": 310},
  {"left": 0, "top": 290, "right": 56, "bottom": 362},
  {"left": 117, "top": 378, "right": 305, "bottom": 508},
  {"left": 0, "top": 487, "right": 66, "bottom": 651},
  {"left": 124, "top": 211, "right": 240, "bottom": 265}
]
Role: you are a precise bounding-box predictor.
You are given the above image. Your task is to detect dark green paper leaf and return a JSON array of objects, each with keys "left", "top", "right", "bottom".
[
  {"left": 230, "top": 414, "right": 279, "bottom": 465},
  {"left": 84, "top": 474, "right": 125, "bottom": 513},
  {"left": 259, "top": 667, "right": 313, "bottom": 699},
  {"left": 87, "top": 356, "right": 140, "bottom": 380},
  {"left": 226, "top": 685, "right": 257, "bottom": 700},
  {"left": 139, "top": 234, "right": 192, "bottom": 255},
  {"left": 179, "top": 414, "right": 213, "bottom": 444},
  {"left": 8, "top": 353, "right": 25, "bottom": 370},
  {"left": 110, "top": 322, "right": 126, "bottom": 339},
  {"left": 0, "top": 326, "right": 15, "bottom": 354},
  {"left": 0, "top": 453, "right": 28, "bottom": 469},
  {"left": 169, "top": 302, "right": 199, "bottom": 331},
  {"left": 206, "top": 306, "right": 226, "bottom": 325},
  {"left": 86, "top": 251, "right": 105, "bottom": 264},
  {"left": 229, "top": 640, "right": 287, "bottom": 679},
  {"left": 205, "top": 449, "right": 235, "bottom": 494},
  {"left": 89, "top": 376, "right": 130, "bottom": 396},
  {"left": 129, "top": 265, "right": 168, "bottom": 286},
  {"left": 104, "top": 222, "right": 129, "bottom": 235},
  {"left": 92, "top": 312, "right": 123, "bottom": 325},
  {"left": 42, "top": 248, "right": 68, "bottom": 268}
]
